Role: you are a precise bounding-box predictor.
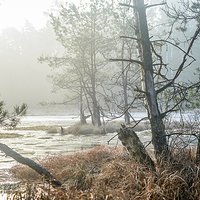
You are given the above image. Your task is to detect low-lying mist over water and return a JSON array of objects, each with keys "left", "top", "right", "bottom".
[{"left": 26, "top": 104, "right": 79, "bottom": 116}]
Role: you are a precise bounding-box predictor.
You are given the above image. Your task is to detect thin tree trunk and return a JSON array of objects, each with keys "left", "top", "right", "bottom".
[
  {"left": 91, "top": 96, "right": 101, "bottom": 127},
  {"left": 0, "top": 143, "right": 62, "bottom": 187},
  {"left": 80, "top": 85, "right": 87, "bottom": 124},
  {"left": 122, "top": 41, "right": 131, "bottom": 125},
  {"left": 90, "top": 7, "right": 101, "bottom": 127}
]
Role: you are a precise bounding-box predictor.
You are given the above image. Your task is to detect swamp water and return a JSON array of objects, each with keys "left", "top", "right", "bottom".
[
  {"left": 0, "top": 114, "right": 153, "bottom": 198},
  {"left": 0, "top": 115, "right": 151, "bottom": 181},
  {"left": 0, "top": 112, "right": 197, "bottom": 198}
]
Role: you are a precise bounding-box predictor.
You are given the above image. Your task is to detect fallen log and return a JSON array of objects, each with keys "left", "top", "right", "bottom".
[
  {"left": 118, "top": 126, "right": 155, "bottom": 171},
  {"left": 0, "top": 143, "right": 62, "bottom": 187}
]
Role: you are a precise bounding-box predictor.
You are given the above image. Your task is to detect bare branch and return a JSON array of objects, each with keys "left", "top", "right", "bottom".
[
  {"left": 134, "top": 85, "right": 146, "bottom": 94},
  {"left": 130, "top": 117, "right": 149, "bottom": 129},
  {"left": 120, "top": 2, "right": 166, "bottom": 10},
  {"left": 161, "top": 100, "right": 184, "bottom": 119},
  {"left": 119, "top": 3, "right": 135, "bottom": 9},
  {"left": 110, "top": 58, "right": 143, "bottom": 66},
  {"left": 152, "top": 39, "right": 195, "bottom": 60},
  {"left": 157, "top": 26, "right": 200, "bottom": 94},
  {"left": 166, "top": 132, "right": 198, "bottom": 138},
  {"left": 146, "top": 2, "right": 167, "bottom": 9},
  {"left": 107, "top": 133, "right": 118, "bottom": 144},
  {"left": 120, "top": 35, "right": 140, "bottom": 41}
]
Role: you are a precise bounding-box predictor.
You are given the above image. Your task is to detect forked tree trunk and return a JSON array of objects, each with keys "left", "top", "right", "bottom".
[{"left": 118, "top": 126, "right": 155, "bottom": 171}]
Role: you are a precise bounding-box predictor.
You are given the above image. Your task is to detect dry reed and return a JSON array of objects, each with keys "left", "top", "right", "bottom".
[{"left": 9, "top": 145, "right": 200, "bottom": 200}]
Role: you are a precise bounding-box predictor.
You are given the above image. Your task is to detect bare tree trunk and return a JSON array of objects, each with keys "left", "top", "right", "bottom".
[
  {"left": 133, "top": 0, "right": 169, "bottom": 159},
  {"left": 196, "top": 134, "right": 200, "bottom": 163},
  {"left": 90, "top": 6, "right": 101, "bottom": 127},
  {"left": 0, "top": 143, "right": 62, "bottom": 187},
  {"left": 91, "top": 95, "right": 101, "bottom": 127},
  {"left": 122, "top": 41, "right": 131, "bottom": 125},
  {"left": 80, "top": 85, "right": 87, "bottom": 124}
]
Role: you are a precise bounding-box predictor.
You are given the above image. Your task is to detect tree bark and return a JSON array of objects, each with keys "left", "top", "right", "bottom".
[
  {"left": 118, "top": 126, "right": 155, "bottom": 171},
  {"left": 133, "top": 0, "right": 169, "bottom": 160},
  {"left": 91, "top": 95, "right": 101, "bottom": 127},
  {"left": 0, "top": 143, "right": 62, "bottom": 187},
  {"left": 122, "top": 41, "right": 131, "bottom": 125},
  {"left": 90, "top": 5, "right": 102, "bottom": 127},
  {"left": 196, "top": 134, "right": 200, "bottom": 164},
  {"left": 80, "top": 85, "right": 87, "bottom": 124}
]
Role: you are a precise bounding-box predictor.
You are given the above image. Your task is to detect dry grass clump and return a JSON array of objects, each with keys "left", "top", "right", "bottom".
[
  {"left": 62, "top": 123, "right": 106, "bottom": 135},
  {"left": 9, "top": 145, "right": 200, "bottom": 200},
  {"left": 62, "top": 120, "right": 150, "bottom": 136},
  {"left": 10, "top": 146, "right": 124, "bottom": 183}
]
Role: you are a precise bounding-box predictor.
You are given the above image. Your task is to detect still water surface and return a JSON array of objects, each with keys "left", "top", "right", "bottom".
[
  {"left": 1, "top": 111, "right": 198, "bottom": 189},
  {"left": 0, "top": 114, "right": 153, "bottom": 184},
  {"left": 1, "top": 111, "right": 198, "bottom": 184},
  {"left": 0, "top": 114, "right": 150, "bottom": 184}
]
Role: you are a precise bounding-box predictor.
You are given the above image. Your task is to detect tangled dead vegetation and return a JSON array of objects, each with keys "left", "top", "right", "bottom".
[
  {"left": 9, "top": 145, "right": 200, "bottom": 200},
  {"left": 59, "top": 120, "right": 150, "bottom": 136}
]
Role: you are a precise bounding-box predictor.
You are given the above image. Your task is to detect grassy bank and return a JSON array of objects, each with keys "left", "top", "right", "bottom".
[{"left": 9, "top": 145, "right": 200, "bottom": 200}]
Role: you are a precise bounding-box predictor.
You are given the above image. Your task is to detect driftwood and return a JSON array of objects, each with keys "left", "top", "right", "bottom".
[
  {"left": 118, "top": 126, "right": 155, "bottom": 171},
  {"left": 0, "top": 143, "right": 62, "bottom": 187}
]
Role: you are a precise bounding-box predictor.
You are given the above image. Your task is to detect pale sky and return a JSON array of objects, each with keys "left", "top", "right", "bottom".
[
  {"left": 0, "top": 0, "right": 55, "bottom": 31},
  {"left": 0, "top": 0, "right": 63, "bottom": 110},
  {"left": 0, "top": 0, "right": 82, "bottom": 112}
]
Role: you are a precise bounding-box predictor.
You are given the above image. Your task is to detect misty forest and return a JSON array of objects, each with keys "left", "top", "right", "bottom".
[{"left": 1, "top": 0, "right": 200, "bottom": 199}]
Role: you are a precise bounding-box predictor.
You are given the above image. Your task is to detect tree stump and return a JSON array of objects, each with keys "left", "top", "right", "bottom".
[{"left": 118, "top": 126, "right": 155, "bottom": 171}]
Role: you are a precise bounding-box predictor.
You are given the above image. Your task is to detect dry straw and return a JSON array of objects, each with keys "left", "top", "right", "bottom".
[{"left": 8, "top": 145, "right": 200, "bottom": 200}]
